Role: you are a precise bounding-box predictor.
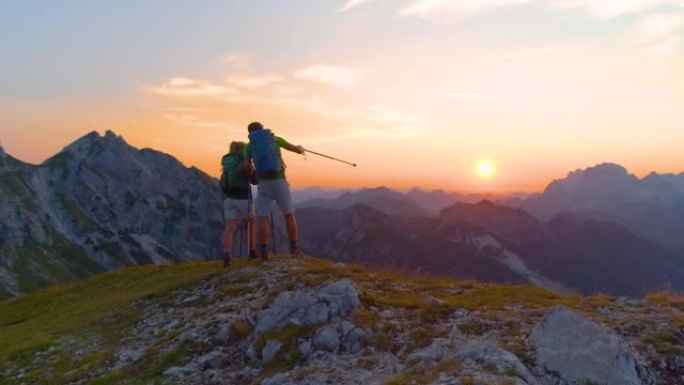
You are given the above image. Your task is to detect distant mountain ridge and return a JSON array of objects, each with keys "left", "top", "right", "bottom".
[
  {"left": 2, "top": 132, "right": 683, "bottom": 298},
  {"left": 296, "top": 201, "right": 682, "bottom": 296},
  {"left": 514, "top": 163, "right": 684, "bottom": 246}
]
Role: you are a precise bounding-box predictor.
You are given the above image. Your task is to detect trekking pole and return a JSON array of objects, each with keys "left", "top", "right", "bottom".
[
  {"left": 239, "top": 221, "right": 244, "bottom": 258},
  {"left": 302, "top": 148, "right": 357, "bottom": 167},
  {"left": 270, "top": 207, "right": 277, "bottom": 254}
]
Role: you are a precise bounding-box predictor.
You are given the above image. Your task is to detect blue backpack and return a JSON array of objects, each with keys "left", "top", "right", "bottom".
[{"left": 248, "top": 129, "right": 283, "bottom": 178}]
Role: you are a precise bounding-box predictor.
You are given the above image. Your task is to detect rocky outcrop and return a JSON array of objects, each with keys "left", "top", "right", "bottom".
[
  {"left": 530, "top": 305, "right": 642, "bottom": 385},
  {"left": 2, "top": 258, "right": 682, "bottom": 385},
  {"left": 253, "top": 279, "right": 360, "bottom": 337}
]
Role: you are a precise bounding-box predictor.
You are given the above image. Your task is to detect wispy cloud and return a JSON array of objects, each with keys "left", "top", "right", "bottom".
[
  {"left": 292, "top": 64, "right": 361, "bottom": 88},
  {"left": 634, "top": 12, "right": 684, "bottom": 54},
  {"left": 395, "top": 0, "right": 684, "bottom": 23},
  {"left": 399, "top": 0, "right": 532, "bottom": 24},
  {"left": 147, "top": 57, "right": 422, "bottom": 140},
  {"left": 338, "top": 0, "right": 378, "bottom": 12},
  {"left": 148, "top": 77, "right": 237, "bottom": 98},
  {"left": 225, "top": 74, "right": 282, "bottom": 89},
  {"left": 553, "top": 0, "right": 684, "bottom": 19},
  {"left": 501, "top": 43, "right": 586, "bottom": 59},
  {"left": 221, "top": 53, "right": 251, "bottom": 69},
  {"left": 446, "top": 92, "right": 490, "bottom": 101}
]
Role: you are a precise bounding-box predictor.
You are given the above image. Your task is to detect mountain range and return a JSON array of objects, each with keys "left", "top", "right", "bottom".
[{"left": 1, "top": 131, "right": 682, "bottom": 298}]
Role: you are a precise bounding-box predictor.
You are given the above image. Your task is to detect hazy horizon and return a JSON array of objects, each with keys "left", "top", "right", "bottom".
[
  {"left": 2, "top": 1, "right": 683, "bottom": 192},
  {"left": 3, "top": 128, "right": 682, "bottom": 196}
]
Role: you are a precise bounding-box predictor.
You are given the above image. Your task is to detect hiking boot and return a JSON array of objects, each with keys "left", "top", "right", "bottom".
[
  {"left": 290, "top": 242, "right": 304, "bottom": 258},
  {"left": 260, "top": 245, "right": 270, "bottom": 261},
  {"left": 248, "top": 250, "right": 258, "bottom": 260}
]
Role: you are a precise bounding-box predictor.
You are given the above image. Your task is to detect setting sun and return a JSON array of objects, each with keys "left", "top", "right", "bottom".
[{"left": 476, "top": 161, "right": 496, "bottom": 179}]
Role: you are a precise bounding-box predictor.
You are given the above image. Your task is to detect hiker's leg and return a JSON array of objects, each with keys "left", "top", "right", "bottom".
[
  {"left": 284, "top": 213, "right": 298, "bottom": 243},
  {"left": 246, "top": 219, "right": 256, "bottom": 254},
  {"left": 223, "top": 219, "right": 239, "bottom": 252},
  {"left": 257, "top": 216, "right": 269, "bottom": 253},
  {"left": 273, "top": 179, "right": 295, "bottom": 241},
  {"left": 255, "top": 182, "right": 274, "bottom": 257}
]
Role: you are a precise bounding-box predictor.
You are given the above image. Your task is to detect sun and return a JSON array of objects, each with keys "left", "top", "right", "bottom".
[{"left": 475, "top": 160, "right": 496, "bottom": 179}]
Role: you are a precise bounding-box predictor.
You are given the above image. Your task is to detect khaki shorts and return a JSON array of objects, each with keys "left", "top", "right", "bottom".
[
  {"left": 256, "top": 179, "right": 295, "bottom": 217},
  {"left": 223, "top": 198, "right": 254, "bottom": 221}
]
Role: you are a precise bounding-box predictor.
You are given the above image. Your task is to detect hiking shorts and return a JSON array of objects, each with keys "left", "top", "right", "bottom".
[
  {"left": 256, "top": 178, "right": 295, "bottom": 217},
  {"left": 223, "top": 198, "right": 254, "bottom": 221}
]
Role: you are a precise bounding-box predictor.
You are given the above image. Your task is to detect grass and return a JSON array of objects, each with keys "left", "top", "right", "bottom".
[
  {"left": 0, "top": 261, "right": 223, "bottom": 361},
  {"left": 383, "top": 359, "right": 461, "bottom": 385},
  {"left": 645, "top": 292, "right": 684, "bottom": 311}
]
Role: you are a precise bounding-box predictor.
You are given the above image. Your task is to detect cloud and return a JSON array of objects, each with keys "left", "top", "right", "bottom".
[
  {"left": 399, "top": 0, "right": 532, "bottom": 24},
  {"left": 338, "top": 0, "right": 378, "bottom": 12},
  {"left": 500, "top": 43, "right": 586, "bottom": 59},
  {"left": 221, "top": 53, "right": 251, "bottom": 69},
  {"left": 395, "top": 0, "right": 684, "bottom": 23},
  {"left": 292, "top": 64, "right": 361, "bottom": 88},
  {"left": 446, "top": 92, "right": 490, "bottom": 101},
  {"left": 225, "top": 74, "right": 282, "bottom": 88},
  {"left": 147, "top": 60, "right": 423, "bottom": 140},
  {"left": 148, "top": 77, "right": 237, "bottom": 98},
  {"left": 553, "top": 0, "right": 684, "bottom": 19},
  {"left": 634, "top": 12, "right": 684, "bottom": 53}
]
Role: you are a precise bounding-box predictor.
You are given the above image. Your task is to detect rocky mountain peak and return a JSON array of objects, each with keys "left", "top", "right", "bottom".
[{"left": 0, "top": 140, "right": 6, "bottom": 167}]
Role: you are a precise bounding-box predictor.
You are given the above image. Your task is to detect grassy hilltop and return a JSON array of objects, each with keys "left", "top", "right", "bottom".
[{"left": 1, "top": 256, "right": 682, "bottom": 385}]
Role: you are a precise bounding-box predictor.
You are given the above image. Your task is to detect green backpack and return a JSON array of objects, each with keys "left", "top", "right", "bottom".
[{"left": 219, "top": 153, "right": 248, "bottom": 194}]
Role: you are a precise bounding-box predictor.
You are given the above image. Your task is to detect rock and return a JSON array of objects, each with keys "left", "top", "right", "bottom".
[
  {"left": 313, "top": 326, "right": 341, "bottom": 352},
  {"left": 530, "top": 305, "right": 642, "bottom": 385},
  {"left": 262, "top": 372, "right": 289, "bottom": 385},
  {"left": 312, "top": 321, "right": 371, "bottom": 354},
  {"left": 253, "top": 279, "right": 360, "bottom": 337},
  {"left": 196, "top": 351, "right": 225, "bottom": 371},
  {"left": 456, "top": 341, "right": 539, "bottom": 385},
  {"left": 115, "top": 348, "right": 145, "bottom": 368},
  {"left": 409, "top": 337, "right": 452, "bottom": 365},
  {"left": 299, "top": 340, "right": 313, "bottom": 358},
  {"left": 262, "top": 339, "right": 283, "bottom": 363},
  {"left": 341, "top": 326, "right": 370, "bottom": 354},
  {"left": 217, "top": 324, "right": 231, "bottom": 344},
  {"left": 162, "top": 365, "right": 195, "bottom": 378},
  {"left": 234, "top": 366, "right": 260, "bottom": 382}
]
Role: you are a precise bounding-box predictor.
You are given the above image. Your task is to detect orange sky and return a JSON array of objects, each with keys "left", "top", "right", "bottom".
[{"left": 2, "top": 1, "right": 683, "bottom": 193}]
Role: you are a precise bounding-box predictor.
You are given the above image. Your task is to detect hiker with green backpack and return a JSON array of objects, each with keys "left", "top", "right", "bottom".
[
  {"left": 244, "top": 122, "right": 305, "bottom": 259},
  {"left": 220, "top": 141, "right": 256, "bottom": 267}
]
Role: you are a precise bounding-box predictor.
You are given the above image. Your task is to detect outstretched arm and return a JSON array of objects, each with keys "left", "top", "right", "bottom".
[
  {"left": 277, "top": 137, "right": 305, "bottom": 154},
  {"left": 282, "top": 142, "right": 305, "bottom": 155}
]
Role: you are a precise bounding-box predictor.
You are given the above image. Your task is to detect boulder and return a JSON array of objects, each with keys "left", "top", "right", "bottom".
[
  {"left": 530, "top": 305, "right": 642, "bottom": 385},
  {"left": 196, "top": 350, "right": 226, "bottom": 371},
  {"left": 313, "top": 325, "right": 340, "bottom": 352},
  {"left": 254, "top": 279, "right": 360, "bottom": 336},
  {"left": 456, "top": 341, "right": 539, "bottom": 385}
]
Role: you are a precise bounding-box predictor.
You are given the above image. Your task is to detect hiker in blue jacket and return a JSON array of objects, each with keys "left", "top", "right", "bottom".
[{"left": 244, "top": 122, "right": 304, "bottom": 259}]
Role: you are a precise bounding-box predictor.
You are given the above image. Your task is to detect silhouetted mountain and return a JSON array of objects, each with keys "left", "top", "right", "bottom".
[
  {"left": 295, "top": 201, "right": 683, "bottom": 296},
  {"left": 292, "top": 186, "right": 350, "bottom": 205},
  {"left": 516, "top": 163, "right": 684, "bottom": 246},
  {"left": 298, "top": 187, "right": 432, "bottom": 217}
]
